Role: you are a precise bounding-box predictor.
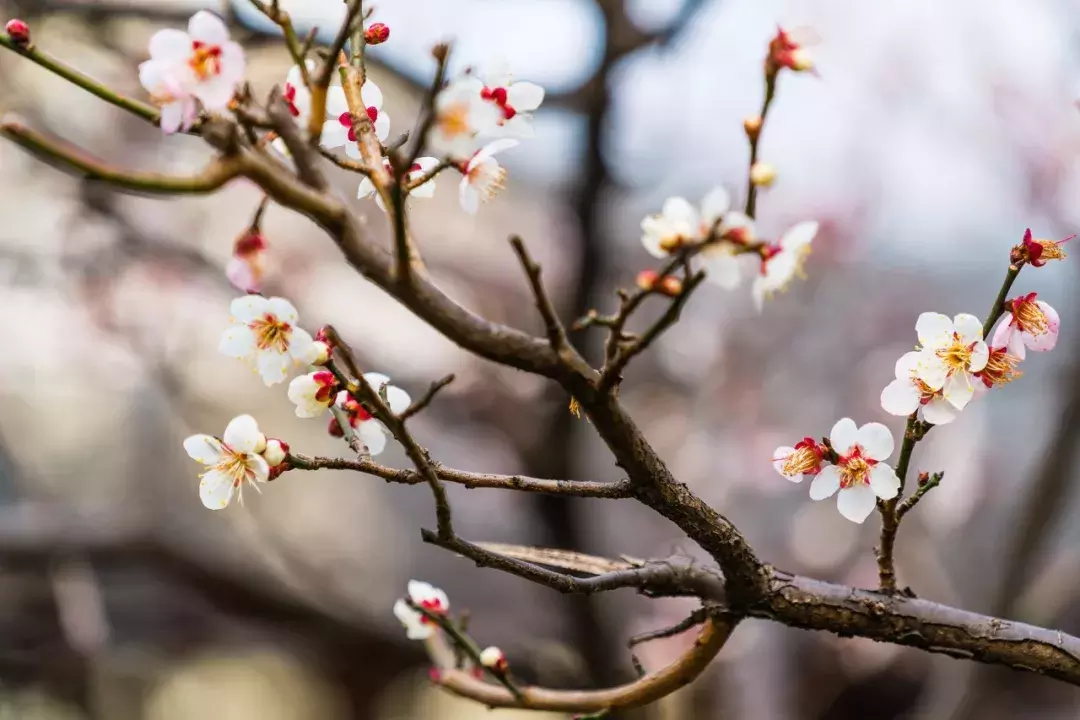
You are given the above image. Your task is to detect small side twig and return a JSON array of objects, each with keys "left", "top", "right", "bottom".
[
  {"left": 399, "top": 374, "right": 456, "bottom": 422},
  {"left": 896, "top": 472, "right": 944, "bottom": 519},
  {"left": 509, "top": 236, "right": 572, "bottom": 359}
]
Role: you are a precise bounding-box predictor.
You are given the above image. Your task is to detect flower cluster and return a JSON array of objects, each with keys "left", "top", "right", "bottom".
[{"left": 393, "top": 580, "right": 449, "bottom": 640}]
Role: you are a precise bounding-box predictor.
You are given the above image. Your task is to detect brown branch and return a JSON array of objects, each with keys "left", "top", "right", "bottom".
[
  {"left": 398, "top": 374, "right": 455, "bottom": 422},
  {"left": 403, "top": 158, "right": 452, "bottom": 192},
  {"left": 509, "top": 236, "right": 574, "bottom": 363},
  {"left": 265, "top": 87, "right": 329, "bottom": 190},
  {"left": 310, "top": 0, "right": 364, "bottom": 141}
]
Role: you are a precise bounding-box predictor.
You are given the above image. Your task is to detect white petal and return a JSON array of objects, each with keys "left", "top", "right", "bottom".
[
  {"left": 183, "top": 434, "right": 224, "bottom": 465},
  {"left": 880, "top": 379, "right": 920, "bottom": 417},
  {"left": 188, "top": 10, "right": 230, "bottom": 46},
  {"left": 393, "top": 599, "right": 432, "bottom": 640},
  {"left": 771, "top": 446, "right": 800, "bottom": 481},
  {"left": 219, "top": 323, "right": 256, "bottom": 359},
  {"left": 855, "top": 422, "right": 894, "bottom": 461},
  {"left": 717, "top": 211, "right": 755, "bottom": 240},
  {"left": 256, "top": 350, "right": 291, "bottom": 386},
  {"left": 459, "top": 179, "right": 480, "bottom": 215},
  {"left": 894, "top": 351, "right": 922, "bottom": 379},
  {"left": 921, "top": 396, "right": 958, "bottom": 425},
  {"left": 496, "top": 115, "right": 533, "bottom": 138},
  {"left": 364, "top": 372, "right": 391, "bottom": 389},
  {"left": 507, "top": 81, "right": 544, "bottom": 111},
  {"left": 407, "top": 579, "right": 435, "bottom": 600},
  {"left": 913, "top": 354, "right": 948, "bottom": 391},
  {"left": 1027, "top": 301, "right": 1060, "bottom": 352},
  {"left": 358, "top": 421, "right": 388, "bottom": 456},
  {"left": 246, "top": 452, "right": 270, "bottom": 483},
  {"left": 701, "top": 246, "right": 743, "bottom": 290},
  {"left": 199, "top": 469, "right": 236, "bottom": 510},
  {"left": 952, "top": 313, "right": 984, "bottom": 344},
  {"left": 344, "top": 142, "right": 363, "bottom": 160},
  {"left": 320, "top": 122, "right": 349, "bottom": 149},
  {"left": 267, "top": 297, "right": 299, "bottom": 325},
  {"left": 358, "top": 177, "right": 375, "bottom": 198},
  {"left": 325, "top": 86, "right": 350, "bottom": 118},
  {"left": 828, "top": 418, "right": 859, "bottom": 455},
  {"left": 661, "top": 197, "right": 699, "bottom": 228},
  {"left": 373, "top": 113, "right": 390, "bottom": 142},
  {"left": 361, "top": 80, "right": 384, "bottom": 110},
  {"left": 968, "top": 340, "right": 989, "bottom": 372},
  {"left": 193, "top": 75, "right": 237, "bottom": 111},
  {"left": 699, "top": 187, "right": 731, "bottom": 226},
  {"left": 943, "top": 371, "right": 975, "bottom": 410},
  {"left": 809, "top": 466, "right": 841, "bottom": 500},
  {"left": 231, "top": 295, "right": 270, "bottom": 323},
  {"left": 836, "top": 485, "right": 878, "bottom": 523},
  {"left": 158, "top": 102, "right": 185, "bottom": 135},
  {"left": 473, "top": 138, "right": 519, "bottom": 164},
  {"left": 224, "top": 414, "right": 262, "bottom": 453},
  {"left": 780, "top": 220, "right": 818, "bottom": 250},
  {"left": 869, "top": 463, "right": 900, "bottom": 499},
  {"left": 385, "top": 386, "right": 411, "bottom": 414},
  {"left": 288, "top": 327, "right": 317, "bottom": 364},
  {"left": 148, "top": 29, "right": 192, "bottom": 63},
  {"left": 915, "top": 312, "right": 955, "bottom": 350}
]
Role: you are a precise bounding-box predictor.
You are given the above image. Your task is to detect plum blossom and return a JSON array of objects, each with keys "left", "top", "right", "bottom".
[
  {"left": 772, "top": 437, "right": 827, "bottom": 483},
  {"left": 912, "top": 312, "right": 989, "bottom": 411},
  {"left": 458, "top": 139, "right": 518, "bottom": 214},
  {"left": 473, "top": 65, "right": 545, "bottom": 138},
  {"left": 880, "top": 351, "right": 958, "bottom": 425},
  {"left": 139, "top": 11, "right": 245, "bottom": 133},
  {"left": 393, "top": 580, "right": 449, "bottom": 640},
  {"left": 809, "top": 418, "right": 899, "bottom": 523},
  {"left": 991, "top": 293, "right": 1059, "bottom": 360},
  {"left": 480, "top": 646, "right": 508, "bottom": 671},
  {"left": 333, "top": 373, "right": 411, "bottom": 455},
  {"left": 225, "top": 228, "right": 266, "bottom": 294},
  {"left": 287, "top": 370, "right": 339, "bottom": 418},
  {"left": 641, "top": 187, "right": 731, "bottom": 256},
  {"left": 752, "top": 221, "right": 818, "bottom": 311},
  {"left": 973, "top": 346, "right": 1022, "bottom": 393},
  {"left": 183, "top": 414, "right": 269, "bottom": 510},
  {"left": 1016, "top": 228, "right": 1074, "bottom": 267},
  {"left": 427, "top": 77, "right": 502, "bottom": 158},
  {"left": 358, "top": 157, "right": 439, "bottom": 209},
  {"left": 322, "top": 82, "right": 390, "bottom": 157},
  {"left": 219, "top": 295, "right": 318, "bottom": 386},
  {"left": 767, "top": 26, "right": 815, "bottom": 74}
]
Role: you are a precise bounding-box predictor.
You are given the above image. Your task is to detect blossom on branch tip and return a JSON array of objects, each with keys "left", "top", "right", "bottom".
[
  {"left": 393, "top": 580, "right": 449, "bottom": 640},
  {"left": 263, "top": 439, "right": 289, "bottom": 468},
  {"left": 358, "top": 157, "right": 440, "bottom": 209},
  {"left": 772, "top": 437, "right": 826, "bottom": 482},
  {"left": 428, "top": 77, "right": 501, "bottom": 158},
  {"left": 808, "top": 418, "right": 899, "bottom": 524},
  {"left": 183, "top": 414, "right": 269, "bottom": 510},
  {"left": 333, "top": 373, "right": 411, "bottom": 455},
  {"left": 991, "top": 293, "right": 1059, "bottom": 360},
  {"left": 881, "top": 351, "right": 958, "bottom": 425},
  {"left": 480, "top": 646, "right": 508, "bottom": 672},
  {"left": 459, "top": 139, "right": 518, "bottom": 214},
  {"left": 752, "top": 221, "right": 818, "bottom": 311},
  {"left": 5, "top": 19, "right": 30, "bottom": 45},
  {"left": 912, "top": 312, "right": 988, "bottom": 411},
  {"left": 288, "top": 370, "right": 339, "bottom": 418},
  {"left": 322, "top": 81, "right": 390, "bottom": 156},
  {"left": 226, "top": 228, "right": 267, "bottom": 294},
  {"left": 473, "top": 64, "right": 545, "bottom": 139},
  {"left": 219, "top": 295, "right": 319, "bottom": 386},
  {"left": 1015, "top": 228, "right": 1074, "bottom": 267}
]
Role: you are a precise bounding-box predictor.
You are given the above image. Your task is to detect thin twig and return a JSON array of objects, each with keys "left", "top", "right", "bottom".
[
  {"left": 318, "top": 146, "right": 372, "bottom": 175},
  {"left": 897, "top": 472, "right": 944, "bottom": 519},
  {"left": 399, "top": 374, "right": 456, "bottom": 422},
  {"left": 509, "top": 236, "right": 572, "bottom": 357}
]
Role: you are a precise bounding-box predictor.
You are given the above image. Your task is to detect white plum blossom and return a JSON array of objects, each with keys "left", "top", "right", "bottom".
[
  {"left": 474, "top": 64, "right": 545, "bottom": 138},
  {"left": 809, "top": 418, "right": 900, "bottom": 523},
  {"left": 991, "top": 292, "right": 1060, "bottom": 360},
  {"left": 752, "top": 221, "right": 818, "bottom": 311},
  {"left": 219, "top": 295, "right": 318, "bottom": 386},
  {"left": 772, "top": 437, "right": 826, "bottom": 483},
  {"left": 183, "top": 414, "right": 269, "bottom": 510},
  {"left": 322, "top": 82, "right": 390, "bottom": 157},
  {"left": 641, "top": 187, "right": 731, "bottom": 256},
  {"left": 459, "top": 139, "right": 518, "bottom": 214},
  {"left": 480, "top": 646, "right": 507, "bottom": 671},
  {"left": 139, "top": 11, "right": 245, "bottom": 132},
  {"left": 358, "top": 157, "right": 440, "bottom": 210},
  {"left": 912, "top": 312, "right": 989, "bottom": 411},
  {"left": 287, "top": 370, "right": 338, "bottom": 418},
  {"left": 335, "top": 373, "right": 411, "bottom": 456},
  {"left": 393, "top": 580, "right": 449, "bottom": 640},
  {"left": 427, "top": 77, "right": 502, "bottom": 158},
  {"left": 880, "top": 351, "right": 958, "bottom": 425}
]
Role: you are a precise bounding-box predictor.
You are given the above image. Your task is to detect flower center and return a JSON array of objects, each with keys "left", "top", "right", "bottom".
[
  {"left": 250, "top": 313, "right": 292, "bottom": 353},
  {"left": 838, "top": 447, "right": 875, "bottom": 489},
  {"left": 781, "top": 445, "right": 819, "bottom": 476},
  {"left": 469, "top": 162, "right": 506, "bottom": 201},
  {"left": 215, "top": 446, "right": 254, "bottom": 488},
  {"left": 975, "top": 347, "right": 1022, "bottom": 388},
  {"left": 1012, "top": 296, "right": 1048, "bottom": 335},
  {"left": 437, "top": 102, "right": 471, "bottom": 139},
  {"left": 189, "top": 41, "right": 222, "bottom": 81},
  {"left": 481, "top": 86, "right": 517, "bottom": 120},
  {"left": 936, "top": 334, "right": 975, "bottom": 373}
]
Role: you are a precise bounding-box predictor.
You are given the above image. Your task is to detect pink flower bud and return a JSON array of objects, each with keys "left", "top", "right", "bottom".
[
  {"left": 365, "top": 23, "right": 390, "bottom": 45},
  {"left": 480, "top": 646, "right": 507, "bottom": 672},
  {"left": 5, "top": 19, "right": 29, "bottom": 46},
  {"left": 328, "top": 416, "right": 344, "bottom": 438},
  {"left": 263, "top": 439, "right": 289, "bottom": 467}
]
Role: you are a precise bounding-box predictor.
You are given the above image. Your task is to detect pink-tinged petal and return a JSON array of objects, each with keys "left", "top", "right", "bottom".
[
  {"left": 373, "top": 112, "right": 390, "bottom": 142},
  {"left": 266, "top": 297, "right": 299, "bottom": 325},
  {"left": 779, "top": 220, "right": 818, "bottom": 251},
  {"left": 188, "top": 10, "right": 230, "bottom": 46},
  {"left": 869, "top": 463, "right": 900, "bottom": 500},
  {"left": 230, "top": 294, "right": 270, "bottom": 323},
  {"left": 894, "top": 351, "right": 922, "bottom": 379},
  {"left": 701, "top": 249, "right": 743, "bottom": 290},
  {"left": 836, "top": 485, "right": 877, "bottom": 523},
  {"left": 809, "top": 465, "right": 840, "bottom": 500},
  {"left": 855, "top": 422, "right": 894, "bottom": 461},
  {"left": 223, "top": 414, "right": 262, "bottom": 453},
  {"left": 256, "top": 350, "right": 291, "bottom": 386},
  {"left": 357, "top": 420, "right": 388, "bottom": 456},
  {"left": 968, "top": 340, "right": 989, "bottom": 372},
  {"left": 288, "top": 326, "right": 316, "bottom": 364},
  {"left": 159, "top": 101, "right": 186, "bottom": 135},
  {"left": 699, "top": 186, "right": 731, "bottom": 226},
  {"left": 194, "top": 75, "right": 237, "bottom": 111},
  {"left": 459, "top": 178, "right": 480, "bottom": 215},
  {"left": 361, "top": 80, "right": 384, "bottom": 110},
  {"left": 717, "top": 211, "right": 755, "bottom": 241},
  {"left": 358, "top": 177, "right": 375, "bottom": 199},
  {"left": 184, "top": 434, "right": 224, "bottom": 464},
  {"left": 218, "top": 42, "right": 246, "bottom": 83},
  {"left": 880, "top": 379, "right": 920, "bottom": 417},
  {"left": 921, "top": 396, "right": 958, "bottom": 425},
  {"left": 913, "top": 353, "right": 948, "bottom": 391},
  {"left": 943, "top": 371, "right": 975, "bottom": 410},
  {"left": 952, "top": 313, "right": 984, "bottom": 344},
  {"left": 226, "top": 257, "right": 261, "bottom": 294},
  {"left": 219, "top": 323, "right": 256, "bottom": 359},
  {"left": 828, "top": 417, "right": 859, "bottom": 455},
  {"left": 199, "top": 469, "right": 236, "bottom": 510},
  {"left": 916, "top": 312, "right": 954, "bottom": 350},
  {"left": 772, "top": 446, "right": 800, "bottom": 481},
  {"left": 506, "top": 81, "right": 545, "bottom": 111},
  {"left": 1027, "top": 301, "right": 1060, "bottom": 352},
  {"left": 148, "top": 29, "right": 192, "bottom": 62}
]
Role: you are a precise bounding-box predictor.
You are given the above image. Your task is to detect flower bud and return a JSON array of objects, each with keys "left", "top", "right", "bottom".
[
  {"left": 743, "top": 115, "right": 763, "bottom": 140},
  {"left": 636, "top": 269, "right": 659, "bottom": 291},
  {"left": 311, "top": 340, "right": 331, "bottom": 366},
  {"left": 787, "top": 47, "right": 814, "bottom": 73},
  {"left": 253, "top": 432, "right": 268, "bottom": 455},
  {"left": 268, "top": 464, "right": 288, "bottom": 481},
  {"left": 480, "top": 646, "right": 507, "bottom": 672},
  {"left": 263, "top": 439, "right": 289, "bottom": 467},
  {"left": 917, "top": 471, "right": 930, "bottom": 487},
  {"left": 636, "top": 270, "right": 683, "bottom": 297},
  {"left": 5, "top": 19, "right": 29, "bottom": 46},
  {"left": 328, "top": 417, "right": 344, "bottom": 438},
  {"left": 364, "top": 22, "right": 390, "bottom": 45},
  {"left": 749, "top": 162, "right": 776, "bottom": 187}
]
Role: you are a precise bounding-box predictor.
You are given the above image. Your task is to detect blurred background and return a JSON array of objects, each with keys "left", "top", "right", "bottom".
[{"left": 2, "top": 0, "right": 1080, "bottom": 717}]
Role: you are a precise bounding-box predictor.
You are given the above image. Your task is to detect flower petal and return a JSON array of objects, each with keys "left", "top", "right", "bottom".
[
  {"left": 943, "top": 371, "right": 975, "bottom": 410},
  {"left": 869, "top": 463, "right": 900, "bottom": 499},
  {"left": 183, "top": 434, "right": 224, "bottom": 464},
  {"left": 361, "top": 80, "right": 383, "bottom": 110},
  {"left": 952, "top": 313, "right": 984, "bottom": 344},
  {"left": 855, "top": 422, "right": 894, "bottom": 461},
  {"left": 393, "top": 599, "right": 431, "bottom": 640},
  {"left": 1027, "top": 301, "right": 1060, "bottom": 352},
  {"left": 358, "top": 177, "right": 375, "bottom": 199},
  {"left": 836, "top": 485, "right": 877, "bottom": 523},
  {"left": 828, "top": 418, "right": 859, "bottom": 455},
  {"left": 188, "top": 10, "right": 230, "bottom": 46},
  {"left": 809, "top": 465, "right": 841, "bottom": 500},
  {"left": 385, "top": 386, "right": 411, "bottom": 414},
  {"left": 223, "top": 414, "right": 262, "bottom": 453},
  {"left": 699, "top": 186, "right": 731, "bottom": 226},
  {"left": 358, "top": 420, "right": 388, "bottom": 456},
  {"left": 913, "top": 353, "right": 948, "bottom": 391},
  {"left": 779, "top": 220, "right": 818, "bottom": 251},
  {"left": 771, "top": 446, "right": 800, "bottom": 481},
  {"left": 894, "top": 350, "right": 922, "bottom": 379},
  {"left": 256, "top": 350, "right": 291, "bottom": 386},
  {"left": 921, "top": 396, "right": 958, "bottom": 425},
  {"left": 880, "top": 379, "right": 920, "bottom": 417},
  {"left": 916, "top": 312, "right": 954, "bottom": 350},
  {"left": 148, "top": 29, "right": 192, "bottom": 62},
  {"left": 199, "top": 469, "right": 236, "bottom": 510},
  {"left": 219, "top": 323, "right": 256, "bottom": 359},
  {"left": 507, "top": 81, "right": 545, "bottom": 111},
  {"left": 373, "top": 113, "right": 390, "bottom": 142},
  {"left": 288, "top": 326, "right": 317, "bottom": 364},
  {"left": 968, "top": 340, "right": 989, "bottom": 372},
  {"left": 267, "top": 297, "right": 299, "bottom": 325},
  {"left": 231, "top": 295, "right": 270, "bottom": 323},
  {"left": 459, "top": 179, "right": 480, "bottom": 215},
  {"left": 661, "top": 197, "right": 699, "bottom": 228}
]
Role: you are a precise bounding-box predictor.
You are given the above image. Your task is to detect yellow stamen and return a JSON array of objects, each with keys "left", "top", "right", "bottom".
[
  {"left": 1014, "top": 299, "right": 1049, "bottom": 335},
  {"left": 838, "top": 455, "right": 871, "bottom": 489},
  {"left": 980, "top": 349, "right": 1022, "bottom": 388},
  {"left": 438, "top": 103, "right": 470, "bottom": 138},
  {"left": 936, "top": 334, "right": 974, "bottom": 372},
  {"left": 569, "top": 397, "right": 581, "bottom": 418},
  {"left": 780, "top": 446, "right": 819, "bottom": 476},
  {"left": 250, "top": 314, "right": 291, "bottom": 352}
]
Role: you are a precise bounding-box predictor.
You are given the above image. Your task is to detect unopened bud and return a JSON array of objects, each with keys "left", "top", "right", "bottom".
[
  {"left": 328, "top": 416, "right": 344, "bottom": 438},
  {"left": 787, "top": 47, "right": 814, "bottom": 72},
  {"left": 431, "top": 43, "right": 450, "bottom": 63},
  {"left": 636, "top": 269, "right": 659, "bottom": 291},
  {"left": 268, "top": 464, "right": 288, "bottom": 480},
  {"left": 233, "top": 229, "right": 266, "bottom": 257},
  {"left": 636, "top": 270, "right": 682, "bottom": 297},
  {"left": 263, "top": 439, "right": 289, "bottom": 467},
  {"left": 749, "top": 162, "right": 776, "bottom": 187},
  {"left": 743, "top": 115, "right": 763, "bottom": 139},
  {"left": 311, "top": 340, "right": 331, "bottom": 366},
  {"left": 253, "top": 432, "right": 268, "bottom": 455},
  {"left": 917, "top": 471, "right": 930, "bottom": 487},
  {"left": 364, "top": 22, "right": 390, "bottom": 45},
  {"left": 5, "top": 19, "right": 29, "bottom": 46},
  {"left": 480, "top": 646, "right": 507, "bottom": 672}
]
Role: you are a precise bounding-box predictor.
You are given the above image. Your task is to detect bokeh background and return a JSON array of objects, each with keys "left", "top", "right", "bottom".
[{"left": 2, "top": 0, "right": 1080, "bottom": 718}]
